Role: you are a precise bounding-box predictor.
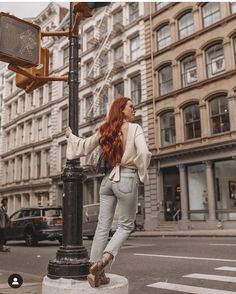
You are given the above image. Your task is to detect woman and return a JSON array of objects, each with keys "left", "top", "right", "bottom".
[{"left": 66, "top": 97, "right": 151, "bottom": 287}]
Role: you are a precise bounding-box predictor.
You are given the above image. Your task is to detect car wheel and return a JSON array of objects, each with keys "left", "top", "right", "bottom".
[{"left": 25, "top": 230, "right": 38, "bottom": 247}]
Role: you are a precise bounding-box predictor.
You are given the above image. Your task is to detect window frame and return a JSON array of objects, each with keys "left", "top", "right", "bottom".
[
  {"left": 158, "top": 64, "right": 173, "bottom": 96},
  {"left": 156, "top": 24, "right": 171, "bottom": 50},
  {"left": 202, "top": 2, "right": 221, "bottom": 28},
  {"left": 160, "top": 111, "right": 176, "bottom": 146},
  {"left": 183, "top": 104, "right": 201, "bottom": 140}
]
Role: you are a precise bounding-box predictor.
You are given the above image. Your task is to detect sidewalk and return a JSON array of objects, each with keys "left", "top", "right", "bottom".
[{"left": 131, "top": 229, "right": 236, "bottom": 238}]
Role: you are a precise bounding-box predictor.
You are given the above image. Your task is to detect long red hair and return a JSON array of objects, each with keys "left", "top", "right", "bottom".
[{"left": 99, "top": 97, "right": 131, "bottom": 167}]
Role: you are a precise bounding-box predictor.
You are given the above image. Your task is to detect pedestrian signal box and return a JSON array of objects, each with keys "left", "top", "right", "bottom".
[
  {"left": 0, "top": 13, "right": 41, "bottom": 68},
  {"left": 15, "top": 47, "right": 49, "bottom": 92}
]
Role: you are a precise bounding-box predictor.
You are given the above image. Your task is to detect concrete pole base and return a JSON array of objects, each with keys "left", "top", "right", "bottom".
[{"left": 42, "top": 274, "right": 128, "bottom": 294}]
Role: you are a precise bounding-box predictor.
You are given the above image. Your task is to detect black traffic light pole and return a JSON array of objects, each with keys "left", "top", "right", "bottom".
[{"left": 47, "top": 3, "right": 89, "bottom": 280}]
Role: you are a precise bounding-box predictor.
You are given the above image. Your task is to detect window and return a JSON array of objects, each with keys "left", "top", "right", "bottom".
[
  {"left": 48, "top": 82, "right": 52, "bottom": 102},
  {"left": 160, "top": 111, "right": 176, "bottom": 146},
  {"left": 61, "top": 143, "right": 67, "bottom": 170},
  {"left": 100, "top": 53, "right": 108, "bottom": 75},
  {"left": 8, "top": 80, "right": 13, "bottom": 95},
  {"left": 30, "top": 93, "right": 34, "bottom": 108},
  {"left": 210, "top": 96, "right": 230, "bottom": 134},
  {"left": 36, "top": 152, "right": 41, "bottom": 178},
  {"left": 28, "top": 121, "right": 32, "bottom": 143},
  {"left": 129, "top": 3, "right": 139, "bottom": 22},
  {"left": 26, "top": 153, "right": 31, "bottom": 179},
  {"left": 206, "top": 44, "right": 225, "bottom": 77},
  {"left": 181, "top": 55, "right": 198, "bottom": 87},
  {"left": 49, "top": 52, "right": 53, "bottom": 72},
  {"left": 158, "top": 65, "right": 173, "bottom": 96},
  {"left": 87, "top": 29, "right": 94, "bottom": 50},
  {"left": 46, "top": 114, "right": 51, "bottom": 137},
  {"left": 114, "top": 81, "right": 124, "bottom": 98},
  {"left": 114, "top": 9, "right": 123, "bottom": 25},
  {"left": 114, "top": 44, "right": 123, "bottom": 61},
  {"left": 86, "top": 96, "right": 93, "bottom": 116},
  {"left": 63, "top": 81, "right": 69, "bottom": 97},
  {"left": 178, "top": 12, "right": 194, "bottom": 40},
  {"left": 131, "top": 75, "right": 141, "bottom": 104},
  {"left": 234, "top": 37, "right": 236, "bottom": 66},
  {"left": 184, "top": 104, "right": 201, "bottom": 140},
  {"left": 63, "top": 46, "right": 69, "bottom": 64},
  {"left": 45, "top": 150, "right": 50, "bottom": 176},
  {"left": 155, "top": 2, "right": 169, "bottom": 11},
  {"left": 61, "top": 108, "right": 68, "bottom": 131},
  {"left": 130, "top": 35, "right": 140, "bottom": 61},
  {"left": 100, "top": 91, "right": 108, "bottom": 115},
  {"left": 20, "top": 94, "right": 25, "bottom": 113},
  {"left": 85, "top": 60, "right": 93, "bottom": 77},
  {"left": 39, "top": 87, "right": 43, "bottom": 106},
  {"left": 202, "top": 3, "right": 221, "bottom": 28},
  {"left": 231, "top": 2, "right": 236, "bottom": 14},
  {"left": 157, "top": 24, "right": 171, "bottom": 50},
  {"left": 38, "top": 118, "right": 42, "bottom": 140}
]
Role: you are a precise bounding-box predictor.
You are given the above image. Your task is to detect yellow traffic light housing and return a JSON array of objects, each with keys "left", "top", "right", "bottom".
[
  {"left": 0, "top": 13, "right": 41, "bottom": 68},
  {"left": 15, "top": 47, "right": 49, "bottom": 92}
]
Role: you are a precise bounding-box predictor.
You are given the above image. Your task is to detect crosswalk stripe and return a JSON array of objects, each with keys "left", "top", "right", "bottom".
[
  {"left": 184, "top": 273, "right": 236, "bottom": 283},
  {"left": 215, "top": 267, "right": 236, "bottom": 272},
  {"left": 147, "top": 282, "right": 236, "bottom": 294},
  {"left": 209, "top": 243, "right": 236, "bottom": 246},
  {"left": 134, "top": 253, "right": 236, "bottom": 262}
]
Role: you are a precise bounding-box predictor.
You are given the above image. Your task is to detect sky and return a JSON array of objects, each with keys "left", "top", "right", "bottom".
[{"left": 0, "top": 2, "right": 70, "bottom": 19}]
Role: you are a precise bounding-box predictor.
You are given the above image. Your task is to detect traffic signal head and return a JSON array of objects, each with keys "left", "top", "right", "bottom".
[{"left": 0, "top": 13, "right": 41, "bottom": 68}]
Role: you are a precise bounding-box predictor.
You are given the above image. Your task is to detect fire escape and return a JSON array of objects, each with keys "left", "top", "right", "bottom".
[{"left": 85, "top": 5, "right": 126, "bottom": 119}]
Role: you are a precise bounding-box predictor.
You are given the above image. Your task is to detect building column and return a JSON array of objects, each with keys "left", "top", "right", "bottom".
[
  {"left": 199, "top": 101, "right": 210, "bottom": 138},
  {"left": 175, "top": 110, "right": 182, "bottom": 143},
  {"left": 179, "top": 164, "right": 188, "bottom": 224},
  {"left": 223, "top": 37, "right": 234, "bottom": 71},
  {"left": 205, "top": 161, "right": 216, "bottom": 222}
]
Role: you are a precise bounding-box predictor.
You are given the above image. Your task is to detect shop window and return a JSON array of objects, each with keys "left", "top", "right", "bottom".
[
  {"left": 188, "top": 164, "right": 207, "bottom": 220},
  {"left": 206, "top": 43, "right": 225, "bottom": 78},
  {"left": 210, "top": 96, "right": 230, "bottom": 134},
  {"left": 181, "top": 55, "right": 198, "bottom": 87},
  {"left": 202, "top": 2, "right": 221, "bottom": 28},
  {"left": 215, "top": 160, "right": 236, "bottom": 220},
  {"left": 158, "top": 64, "right": 173, "bottom": 96},
  {"left": 160, "top": 111, "right": 176, "bottom": 146},
  {"left": 131, "top": 74, "right": 141, "bottom": 104},
  {"left": 178, "top": 11, "right": 194, "bottom": 40},
  {"left": 129, "top": 3, "right": 139, "bottom": 22},
  {"left": 156, "top": 24, "right": 171, "bottom": 50},
  {"left": 184, "top": 104, "right": 201, "bottom": 140}
]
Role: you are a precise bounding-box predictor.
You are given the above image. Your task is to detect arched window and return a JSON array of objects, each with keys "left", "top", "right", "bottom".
[
  {"left": 181, "top": 55, "right": 198, "bottom": 87},
  {"left": 178, "top": 11, "right": 194, "bottom": 40},
  {"left": 183, "top": 104, "right": 201, "bottom": 140},
  {"left": 160, "top": 111, "right": 176, "bottom": 146},
  {"left": 158, "top": 65, "right": 173, "bottom": 96},
  {"left": 209, "top": 95, "right": 230, "bottom": 134},
  {"left": 206, "top": 43, "right": 225, "bottom": 78},
  {"left": 156, "top": 24, "right": 171, "bottom": 50},
  {"left": 202, "top": 3, "right": 221, "bottom": 28}
]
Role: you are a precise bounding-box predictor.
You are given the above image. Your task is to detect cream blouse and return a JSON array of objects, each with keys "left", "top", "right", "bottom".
[{"left": 66, "top": 123, "right": 152, "bottom": 184}]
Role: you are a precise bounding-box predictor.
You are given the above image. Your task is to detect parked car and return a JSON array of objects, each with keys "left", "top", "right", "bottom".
[{"left": 5, "top": 206, "right": 63, "bottom": 246}]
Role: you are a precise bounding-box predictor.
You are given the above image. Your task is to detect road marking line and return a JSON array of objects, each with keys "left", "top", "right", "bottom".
[
  {"left": 134, "top": 253, "right": 236, "bottom": 263},
  {"left": 216, "top": 267, "right": 236, "bottom": 272},
  {"left": 147, "top": 282, "right": 236, "bottom": 294},
  {"left": 184, "top": 273, "right": 236, "bottom": 283},
  {"left": 209, "top": 243, "right": 236, "bottom": 246}
]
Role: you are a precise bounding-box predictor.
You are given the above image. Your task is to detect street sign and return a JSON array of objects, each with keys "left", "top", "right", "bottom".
[{"left": 0, "top": 13, "right": 41, "bottom": 67}]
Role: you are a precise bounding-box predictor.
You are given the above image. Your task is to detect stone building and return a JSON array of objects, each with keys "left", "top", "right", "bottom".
[{"left": 143, "top": 2, "right": 236, "bottom": 230}]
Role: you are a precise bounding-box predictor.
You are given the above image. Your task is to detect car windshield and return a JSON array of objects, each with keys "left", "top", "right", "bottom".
[{"left": 42, "top": 209, "right": 62, "bottom": 217}]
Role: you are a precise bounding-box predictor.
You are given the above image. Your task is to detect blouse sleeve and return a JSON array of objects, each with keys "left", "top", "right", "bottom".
[
  {"left": 133, "top": 125, "right": 152, "bottom": 184},
  {"left": 66, "top": 131, "right": 100, "bottom": 160}
]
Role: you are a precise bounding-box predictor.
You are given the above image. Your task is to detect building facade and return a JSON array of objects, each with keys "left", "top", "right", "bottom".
[{"left": 144, "top": 2, "right": 236, "bottom": 230}]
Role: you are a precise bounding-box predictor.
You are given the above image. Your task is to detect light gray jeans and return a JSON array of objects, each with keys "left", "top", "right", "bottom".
[{"left": 89, "top": 167, "right": 139, "bottom": 263}]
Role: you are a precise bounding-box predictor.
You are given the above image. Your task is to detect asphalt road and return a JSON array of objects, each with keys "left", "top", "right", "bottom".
[{"left": 1, "top": 236, "right": 236, "bottom": 294}]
